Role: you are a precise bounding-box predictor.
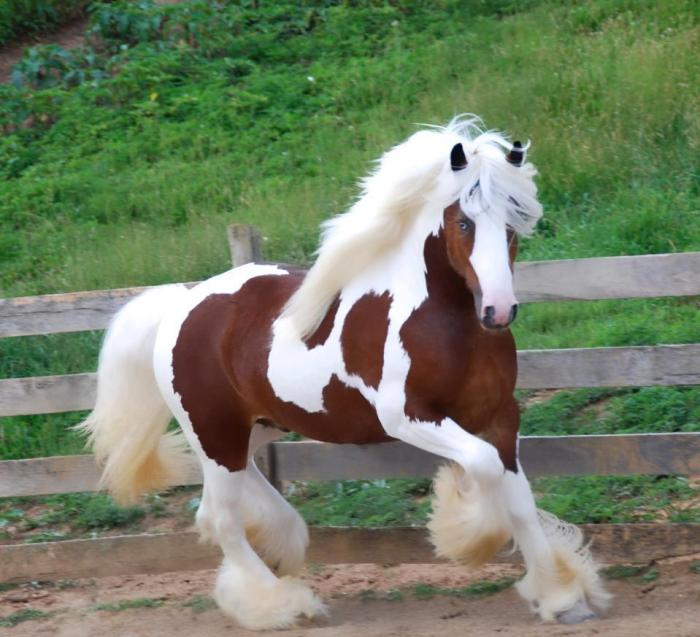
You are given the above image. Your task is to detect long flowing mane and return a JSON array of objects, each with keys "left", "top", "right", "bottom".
[{"left": 282, "top": 117, "right": 543, "bottom": 337}]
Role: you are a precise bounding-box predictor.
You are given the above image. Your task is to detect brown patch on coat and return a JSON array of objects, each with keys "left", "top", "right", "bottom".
[
  {"left": 341, "top": 291, "right": 392, "bottom": 389},
  {"left": 171, "top": 272, "right": 392, "bottom": 474},
  {"left": 172, "top": 294, "right": 258, "bottom": 473},
  {"left": 400, "top": 202, "right": 520, "bottom": 472},
  {"left": 305, "top": 297, "right": 339, "bottom": 349}
]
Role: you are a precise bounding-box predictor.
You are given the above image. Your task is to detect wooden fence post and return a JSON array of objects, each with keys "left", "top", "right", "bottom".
[{"left": 227, "top": 224, "right": 262, "bottom": 267}]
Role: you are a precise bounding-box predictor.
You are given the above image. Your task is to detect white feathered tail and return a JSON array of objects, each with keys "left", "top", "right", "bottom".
[{"left": 77, "top": 285, "right": 192, "bottom": 504}]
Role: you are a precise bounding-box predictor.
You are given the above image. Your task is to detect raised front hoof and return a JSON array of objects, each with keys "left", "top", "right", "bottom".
[{"left": 556, "top": 599, "right": 599, "bottom": 625}]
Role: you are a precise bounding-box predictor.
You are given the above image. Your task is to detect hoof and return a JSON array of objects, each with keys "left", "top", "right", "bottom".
[
  {"left": 215, "top": 562, "right": 327, "bottom": 630},
  {"left": 556, "top": 599, "right": 598, "bottom": 625}
]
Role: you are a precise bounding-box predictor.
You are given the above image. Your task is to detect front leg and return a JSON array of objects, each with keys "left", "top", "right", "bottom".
[
  {"left": 377, "top": 395, "right": 505, "bottom": 484},
  {"left": 377, "top": 395, "right": 511, "bottom": 567}
]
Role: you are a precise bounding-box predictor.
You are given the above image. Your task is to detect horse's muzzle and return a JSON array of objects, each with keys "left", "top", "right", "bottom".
[{"left": 481, "top": 303, "right": 518, "bottom": 330}]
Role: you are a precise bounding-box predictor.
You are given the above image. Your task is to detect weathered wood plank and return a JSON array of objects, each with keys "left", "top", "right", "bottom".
[
  {"left": 274, "top": 433, "right": 700, "bottom": 481},
  {"left": 0, "top": 283, "right": 198, "bottom": 338},
  {"left": 2, "top": 524, "right": 699, "bottom": 583},
  {"left": 2, "top": 344, "right": 697, "bottom": 417},
  {"left": 0, "top": 373, "right": 96, "bottom": 417},
  {"left": 0, "top": 452, "right": 279, "bottom": 498},
  {"left": 0, "top": 455, "right": 200, "bottom": 498},
  {"left": 2, "top": 252, "right": 698, "bottom": 338},
  {"left": 2, "top": 434, "right": 698, "bottom": 498},
  {"left": 517, "top": 344, "right": 700, "bottom": 389},
  {"left": 515, "top": 252, "right": 700, "bottom": 302},
  {"left": 227, "top": 223, "right": 262, "bottom": 267}
]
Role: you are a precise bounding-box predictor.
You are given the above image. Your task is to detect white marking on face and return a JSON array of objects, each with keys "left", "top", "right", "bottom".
[{"left": 469, "top": 212, "right": 517, "bottom": 325}]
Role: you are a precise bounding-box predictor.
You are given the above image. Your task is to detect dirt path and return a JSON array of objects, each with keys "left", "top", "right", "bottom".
[
  {"left": 0, "top": 17, "right": 88, "bottom": 84},
  {"left": 2, "top": 557, "right": 699, "bottom": 636},
  {"left": 0, "top": 0, "right": 188, "bottom": 83}
]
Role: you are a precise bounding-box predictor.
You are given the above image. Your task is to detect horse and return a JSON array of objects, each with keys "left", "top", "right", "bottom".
[{"left": 80, "top": 117, "right": 610, "bottom": 630}]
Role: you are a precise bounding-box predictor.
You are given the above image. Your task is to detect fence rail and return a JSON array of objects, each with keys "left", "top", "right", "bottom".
[
  {"left": 1, "top": 232, "right": 699, "bottom": 582},
  {"left": 3, "top": 523, "right": 700, "bottom": 584},
  {"left": 1, "top": 251, "right": 698, "bottom": 338},
  {"left": 1, "top": 433, "right": 698, "bottom": 498},
  {"left": 2, "top": 344, "right": 699, "bottom": 417}
]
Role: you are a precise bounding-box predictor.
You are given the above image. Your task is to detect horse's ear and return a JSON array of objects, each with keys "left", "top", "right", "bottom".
[
  {"left": 506, "top": 141, "right": 524, "bottom": 167},
  {"left": 450, "top": 143, "right": 468, "bottom": 171}
]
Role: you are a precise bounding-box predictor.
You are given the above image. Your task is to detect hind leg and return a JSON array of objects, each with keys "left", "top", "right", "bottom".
[
  {"left": 161, "top": 403, "right": 323, "bottom": 628},
  {"left": 240, "top": 424, "right": 309, "bottom": 576},
  {"left": 199, "top": 457, "right": 325, "bottom": 630},
  {"left": 503, "top": 464, "right": 611, "bottom": 622}
]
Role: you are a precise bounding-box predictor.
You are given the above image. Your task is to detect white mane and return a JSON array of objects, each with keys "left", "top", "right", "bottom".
[{"left": 282, "top": 116, "right": 543, "bottom": 338}]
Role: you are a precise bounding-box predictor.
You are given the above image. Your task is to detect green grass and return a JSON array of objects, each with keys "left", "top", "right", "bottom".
[
  {"left": 0, "top": 582, "right": 20, "bottom": 592},
  {"left": 181, "top": 595, "right": 217, "bottom": 614},
  {"left": 358, "top": 579, "right": 514, "bottom": 602},
  {"left": 411, "top": 578, "right": 515, "bottom": 600},
  {"left": 0, "top": 608, "right": 52, "bottom": 627},
  {"left": 0, "top": 492, "right": 147, "bottom": 542},
  {"left": 0, "top": 0, "right": 698, "bottom": 527},
  {"left": 602, "top": 564, "right": 648, "bottom": 579},
  {"left": 289, "top": 479, "right": 431, "bottom": 528},
  {"left": 94, "top": 597, "right": 163, "bottom": 612},
  {"left": 2, "top": 0, "right": 699, "bottom": 295},
  {"left": 533, "top": 475, "right": 699, "bottom": 523}
]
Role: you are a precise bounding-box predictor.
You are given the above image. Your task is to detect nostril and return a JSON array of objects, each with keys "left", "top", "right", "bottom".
[
  {"left": 483, "top": 305, "right": 495, "bottom": 327},
  {"left": 510, "top": 304, "right": 518, "bottom": 323}
]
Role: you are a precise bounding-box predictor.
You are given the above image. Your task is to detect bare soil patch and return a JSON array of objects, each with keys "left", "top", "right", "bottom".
[
  {"left": 0, "top": 17, "right": 88, "bottom": 84},
  {"left": 2, "top": 556, "right": 699, "bottom": 636}
]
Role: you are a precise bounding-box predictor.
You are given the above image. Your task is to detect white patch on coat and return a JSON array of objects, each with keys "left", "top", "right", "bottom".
[{"left": 267, "top": 206, "right": 442, "bottom": 413}]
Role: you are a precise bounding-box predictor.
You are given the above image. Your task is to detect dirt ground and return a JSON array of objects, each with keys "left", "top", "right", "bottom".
[
  {"left": 2, "top": 556, "right": 699, "bottom": 637},
  {"left": 0, "top": 17, "right": 88, "bottom": 84},
  {"left": 0, "top": 0, "right": 182, "bottom": 83}
]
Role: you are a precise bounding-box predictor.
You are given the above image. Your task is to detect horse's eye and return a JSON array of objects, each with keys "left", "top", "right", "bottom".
[{"left": 458, "top": 218, "right": 473, "bottom": 232}]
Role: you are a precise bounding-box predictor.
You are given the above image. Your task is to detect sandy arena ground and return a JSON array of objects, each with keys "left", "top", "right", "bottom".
[{"left": 2, "top": 556, "right": 699, "bottom": 636}]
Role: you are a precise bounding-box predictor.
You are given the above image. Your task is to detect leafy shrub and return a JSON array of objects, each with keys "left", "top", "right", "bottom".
[
  {"left": 88, "top": 0, "right": 165, "bottom": 52},
  {"left": 10, "top": 44, "right": 106, "bottom": 89}
]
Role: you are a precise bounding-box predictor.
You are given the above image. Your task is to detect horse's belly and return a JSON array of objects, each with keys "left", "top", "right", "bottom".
[{"left": 265, "top": 374, "right": 394, "bottom": 445}]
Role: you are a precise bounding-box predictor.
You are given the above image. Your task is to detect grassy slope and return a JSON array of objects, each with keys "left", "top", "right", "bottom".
[{"left": 0, "top": 0, "right": 698, "bottom": 527}]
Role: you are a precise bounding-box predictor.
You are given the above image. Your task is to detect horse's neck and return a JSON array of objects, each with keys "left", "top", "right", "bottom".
[
  {"left": 420, "top": 229, "right": 477, "bottom": 319},
  {"left": 338, "top": 219, "right": 476, "bottom": 328}
]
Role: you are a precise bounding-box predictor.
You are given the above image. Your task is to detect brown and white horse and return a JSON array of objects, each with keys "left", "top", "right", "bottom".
[{"left": 81, "top": 119, "right": 609, "bottom": 629}]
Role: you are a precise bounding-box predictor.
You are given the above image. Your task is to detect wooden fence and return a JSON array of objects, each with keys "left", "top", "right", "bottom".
[{"left": 1, "top": 226, "right": 699, "bottom": 583}]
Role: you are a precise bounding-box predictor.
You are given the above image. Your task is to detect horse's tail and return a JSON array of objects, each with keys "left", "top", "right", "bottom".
[{"left": 77, "top": 284, "right": 192, "bottom": 504}]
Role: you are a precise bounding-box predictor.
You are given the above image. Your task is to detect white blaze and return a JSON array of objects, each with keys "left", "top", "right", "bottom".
[{"left": 469, "top": 213, "right": 517, "bottom": 325}]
